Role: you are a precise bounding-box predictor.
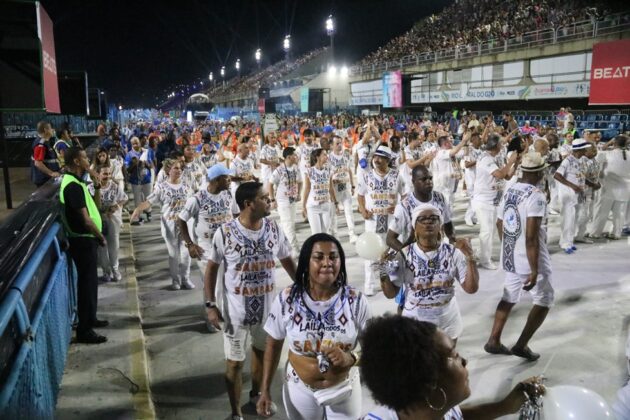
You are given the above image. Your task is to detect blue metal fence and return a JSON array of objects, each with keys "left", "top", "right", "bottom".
[{"left": 0, "top": 222, "right": 76, "bottom": 418}]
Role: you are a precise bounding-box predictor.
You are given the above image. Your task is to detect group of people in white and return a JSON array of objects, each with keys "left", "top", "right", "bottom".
[{"left": 89, "top": 113, "right": 630, "bottom": 420}]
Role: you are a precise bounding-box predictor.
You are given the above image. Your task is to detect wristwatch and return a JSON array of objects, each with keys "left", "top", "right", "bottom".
[{"left": 205, "top": 301, "right": 217, "bottom": 309}]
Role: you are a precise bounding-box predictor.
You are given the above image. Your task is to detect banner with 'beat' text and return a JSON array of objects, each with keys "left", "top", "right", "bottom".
[{"left": 589, "top": 39, "right": 630, "bottom": 105}]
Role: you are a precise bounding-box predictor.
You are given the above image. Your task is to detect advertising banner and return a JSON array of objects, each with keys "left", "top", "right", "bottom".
[
  {"left": 37, "top": 3, "right": 60, "bottom": 113},
  {"left": 349, "top": 79, "right": 382, "bottom": 106},
  {"left": 589, "top": 39, "right": 630, "bottom": 105},
  {"left": 382, "top": 71, "right": 402, "bottom": 108}
]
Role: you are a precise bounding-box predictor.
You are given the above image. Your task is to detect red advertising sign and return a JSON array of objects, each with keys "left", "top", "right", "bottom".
[
  {"left": 37, "top": 3, "right": 60, "bottom": 113},
  {"left": 589, "top": 39, "right": 630, "bottom": 105},
  {"left": 258, "top": 98, "right": 265, "bottom": 114}
]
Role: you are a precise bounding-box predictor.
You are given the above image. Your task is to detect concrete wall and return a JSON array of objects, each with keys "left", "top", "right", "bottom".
[{"left": 296, "top": 72, "right": 352, "bottom": 109}]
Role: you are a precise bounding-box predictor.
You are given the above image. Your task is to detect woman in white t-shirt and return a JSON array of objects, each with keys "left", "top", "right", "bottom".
[
  {"left": 131, "top": 159, "right": 194, "bottom": 290},
  {"left": 360, "top": 316, "right": 544, "bottom": 420},
  {"left": 302, "top": 149, "right": 335, "bottom": 235},
  {"left": 379, "top": 204, "right": 479, "bottom": 340},
  {"left": 90, "top": 164, "right": 128, "bottom": 282},
  {"left": 257, "top": 233, "right": 370, "bottom": 420}
]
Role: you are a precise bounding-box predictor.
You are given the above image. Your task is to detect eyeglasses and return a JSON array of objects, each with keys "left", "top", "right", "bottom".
[{"left": 416, "top": 215, "right": 440, "bottom": 225}]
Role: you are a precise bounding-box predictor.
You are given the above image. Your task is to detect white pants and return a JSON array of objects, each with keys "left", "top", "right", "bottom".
[
  {"left": 558, "top": 186, "right": 580, "bottom": 248},
  {"left": 131, "top": 183, "right": 152, "bottom": 220},
  {"left": 278, "top": 202, "right": 300, "bottom": 252},
  {"left": 161, "top": 220, "right": 191, "bottom": 282},
  {"left": 283, "top": 361, "right": 362, "bottom": 420},
  {"left": 330, "top": 196, "right": 355, "bottom": 237},
  {"left": 548, "top": 175, "right": 559, "bottom": 210},
  {"left": 472, "top": 200, "right": 497, "bottom": 265},
  {"left": 590, "top": 197, "right": 627, "bottom": 237},
  {"left": 98, "top": 217, "right": 121, "bottom": 274},
  {"left": 434, "top": 184, "right": 454, "bottom": 214},
  {"left": 363, "top": 220, "right": 386, "bottom": 294},
  {"left": 464, "top": 181, "right": 477, "bottom": 223},
  {"left": 307, "top": 203, "right": 332, "bottom": 235},
  {"left": 575, "top": 193, "right": 590, "bottom": 240}
]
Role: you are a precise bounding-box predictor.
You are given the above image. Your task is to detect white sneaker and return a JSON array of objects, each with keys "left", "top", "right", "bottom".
[
  {"left": 480, "top": 262, "right": 498, "bottom": 270},
  {"left": 349, "top": 233, "right": 358, "bottom": 244},
  {"left": 181, "top": 279, "right": 195, "bottom": 290},
  {"left": 465, "top": 218, "right": 474, "bottom": 227},
  {"left": 364, "top": 286, "right": 375, "bottom": 296},
  {"left": 112, "top": 269, "right": 122, "bottom": 282},
  {"left": 171, "top": 280, "right": 181, "bottom": 291},
  {"left": 249, "top": 393, "right": 277, "bottom": 415},
  {"left": 548, "top": 208, "right": 560, "bottom": 215},
  {"left": 574, "top": 237, "right": 594, "bottom": 244}
]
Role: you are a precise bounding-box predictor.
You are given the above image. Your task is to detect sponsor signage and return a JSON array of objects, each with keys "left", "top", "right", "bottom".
[
  {"left": 300, "top": 87, "right": 309, "bottom": 112},
  {"left": 589, "top": 39, "right": 630, "bottom": 105},
  {"left": 37, "top": 3, "right": 60, "bottom": 113},
  {"left": 383, "top": 71, "right": 402, "bottom": 107}
]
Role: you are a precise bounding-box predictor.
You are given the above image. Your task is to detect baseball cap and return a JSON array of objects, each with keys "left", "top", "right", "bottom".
[
  {"left": 373, "top": 145, "right": 392, "bottom": 159},
  {"left": 520, "top": 152, "right": 549, "bottom": 172},
  {"left": 207, "top": 165, "right": 234, "bottom": 180}
]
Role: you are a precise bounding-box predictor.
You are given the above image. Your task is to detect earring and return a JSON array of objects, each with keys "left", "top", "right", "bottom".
[{"left": 425, "top": 387, "right": 447, "bottom": 411}]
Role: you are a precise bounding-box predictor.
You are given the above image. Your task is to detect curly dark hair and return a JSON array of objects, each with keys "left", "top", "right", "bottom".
[
  {"left": 290, "top": 233, "right": 347, "bottom": 301},
  {"left": 360, "top": 316, "right": 443, "bottom": 412},
  {"left": 309, "top": 148, "right": 325, "bottom": 167}
]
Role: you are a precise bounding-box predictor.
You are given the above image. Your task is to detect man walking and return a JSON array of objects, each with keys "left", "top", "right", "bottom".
[
  {"left": 485, "top": 152, "right": 554, "bottom": 361},
  {"left": 204, "top": 182, "right": 296, "bottom": 420}
]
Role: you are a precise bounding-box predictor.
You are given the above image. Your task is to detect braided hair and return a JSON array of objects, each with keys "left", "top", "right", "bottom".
[{"left": 290, "top": 233, "right": 348, "bottom": 301}]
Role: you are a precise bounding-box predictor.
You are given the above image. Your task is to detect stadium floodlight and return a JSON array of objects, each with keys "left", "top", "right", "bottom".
[
  {"left": 326, "top": 15, "right": 334, "bottom": 35},
  {"left": 340, "top": 65, "right": 348, "bottom": 77},
  {"left": 209, "top": 72, "right": 213, "bottom": 81},
  {"left": 329, "top": 65, "right": 337, "bottom": 74},
  {"left": 235, "top": 59, "right": 240, "bottom": 70},
  {"left": 220, "top": 66, "right": 225, "bottom": 77},
  {"left": 283, "top": 35, "right": 291, "bottom": 52},
  {"left": 255, "top": 48, "right": 261, "bottom": 62}
]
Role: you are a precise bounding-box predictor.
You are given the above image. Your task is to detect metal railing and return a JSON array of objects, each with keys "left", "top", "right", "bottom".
[{"left": 350, "top": 12, "right": 630, "bottom": 76}]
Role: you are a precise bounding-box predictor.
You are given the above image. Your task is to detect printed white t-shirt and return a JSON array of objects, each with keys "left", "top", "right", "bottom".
[
  {"left": 146, "top": 181, "right": 192, "bottom": 223},
  {"left": 209, "top": 218, "right": 291, "bottom": 327},
  {"left": 260, "top": 144, "right": 283, "bottom": 180},
  {"left": 389, "top": 191, "right": 451, "bottom": 243},
  {"left": 328, "top": 150, "right": 353, "bottom": 201},
  {"left": 264, "top": 285, "right": 370, "bottom": 356},
  {"left": 178, "top": 189, "right": 239, "bottom": 247},
  {"left": 389, "top": 243, "right": 467, "bottom": 322},
  {"left": 89, "top": 181, "right": 128, "bottom": 225},
  {"left": 357, "top": 169, "right": 405, "bottom": 233},
  {"left": 556, "top": 154, "right": 586, "bottom": 190},
  {"left": 306, "top": 166, "right": 332, "bottom": 207},
  {"left": 270, "top": 164, "right": 302, "bottom": 205},
  {"left": 497, "top": 182, "right": 551, "bottom": 275}
]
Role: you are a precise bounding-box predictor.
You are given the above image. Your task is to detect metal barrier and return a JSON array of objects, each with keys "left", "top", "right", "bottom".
[
  {"left": 0, "top": 210, "right": 76, "bottom": 416},
  {"left": 350, "top": 12, "right": 630, "bottom": 76}
]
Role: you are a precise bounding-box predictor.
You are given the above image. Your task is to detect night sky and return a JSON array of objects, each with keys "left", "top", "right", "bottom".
[{"left": 40, "top": 0, "right": 451, "bottom": 108}]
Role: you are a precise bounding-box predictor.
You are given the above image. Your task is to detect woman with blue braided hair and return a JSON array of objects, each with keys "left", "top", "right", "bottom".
[{"left": 257, "top": 233, "right": 370, "bottom": 420}]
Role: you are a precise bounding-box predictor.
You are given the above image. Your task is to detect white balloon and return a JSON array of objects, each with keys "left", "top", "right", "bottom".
[
  {"left": 355, "top": 232, "right": 387, "bottom": 260},
  {"left": 543, "top": 385, "right": 614, "bottom": 420}
]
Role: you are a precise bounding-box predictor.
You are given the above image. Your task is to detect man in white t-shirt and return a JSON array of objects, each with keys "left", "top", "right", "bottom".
[
  {"left": 553, "top": 139, "right": 593, "bottom": 253},
  {"left": 472, "top": 134, "right": 519, "bottom": 270},
  {"left": 358, "top": 145, "right": 405, "bottom": 295},
  {"left": 231, "top": 142, "right": 258, "bottom": 196},
  {"left": 177, "top": 165, "right": 240, "bottom": 328},
  {"left": 297, "top": 128, "right": 318, "bottom": 179},
  {"left": 259, "top": 132, "right": 283, "bottom": 193},
  {"left": 204, "top": 182, "right": 296, "bottom": 420},
  {"left": 485, "top": 152, "right": 554, "bottom": 361},
  {"left": 463, "top": 133, "right": 483, "bottom": 226},
  {"left": 329, "top": 135, "right": 358, "bottom": 243},
  {"left": 269, "top": 147, "right": 302, "bottom": 257},
  {"left": 428, "top": 134, "right": 468, "bottom": 210}
]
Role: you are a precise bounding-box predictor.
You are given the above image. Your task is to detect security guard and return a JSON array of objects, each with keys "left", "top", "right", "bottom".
[{"left": 60, "top": 147, "right": 108, "bottom": 344}]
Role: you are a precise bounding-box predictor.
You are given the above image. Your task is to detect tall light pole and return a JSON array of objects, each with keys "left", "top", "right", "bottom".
[
  {"left": 220, "top": 66, "right": 225, "bottom": 87},
  {"left": 283, "top": 35, "right": 291, "bottom": 62},
  {"left": 326, "top": 15, "right": 334, "bottom": 63},
  {"left": 255, "top": 48, "right": 261, "bottom": 69},
  {"left": 235, "top": 59, "right": 241, "bottom": 78},
  {"left": 209, "top": 71, "right": 214, "bottom": 88}
]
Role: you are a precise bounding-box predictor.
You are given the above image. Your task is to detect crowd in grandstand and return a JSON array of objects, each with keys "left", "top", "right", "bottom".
[{"left": 358, "top": 0, "right": 622, "bottom": 66}]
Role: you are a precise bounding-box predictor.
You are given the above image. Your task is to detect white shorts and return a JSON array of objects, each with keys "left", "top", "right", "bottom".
[
  {"left": 404, "top": 298, "right": 463, "bottom": 340},
  {"left": 223, "top": 322, "right": 267, "bottom": 361},
  {"left": 502, "top": 272, "right": 554, "bottom": 307}
]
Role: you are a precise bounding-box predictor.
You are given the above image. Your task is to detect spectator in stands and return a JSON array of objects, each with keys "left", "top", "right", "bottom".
[
  {"left": 59, "top": 147, "right": 108, "bottom": 344},
  {"left": 31, "top": 121, "right": 62, "bottom": 187}
]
